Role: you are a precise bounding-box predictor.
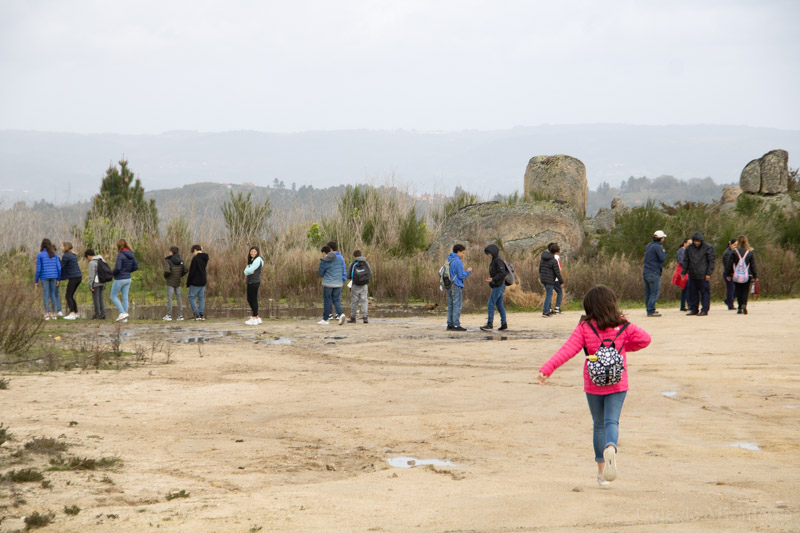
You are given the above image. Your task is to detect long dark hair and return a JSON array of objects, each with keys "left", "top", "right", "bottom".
[
  {"left": 40, "top": 238, "right": 55, "bottom": 258},
  {"left": 247, "top": 246, "right": 261, "bottom": 265},
  {"left": 580, "top": 285, "right": 627, "bottom": 331}
]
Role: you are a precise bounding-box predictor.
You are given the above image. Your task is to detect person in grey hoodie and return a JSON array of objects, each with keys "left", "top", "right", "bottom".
[
  {"left": 163, "top": 246, "right": 188, "bottom": 321},
  {"left": 318, "top": 245, "right": 345, "bottom": 325},
  {"left": 347, "top": 250, "right": 372, "bottom": 324},
  {"left": 681, "top": 231, "right": 716, "bottom": 316},
  {"left": 85, "top": 249, "right": 107, "bottom": 319}
]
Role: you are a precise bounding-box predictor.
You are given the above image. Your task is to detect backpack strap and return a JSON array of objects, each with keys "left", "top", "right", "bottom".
[{"left": 583, "top": 321, "right": 630, "bottom": 356}]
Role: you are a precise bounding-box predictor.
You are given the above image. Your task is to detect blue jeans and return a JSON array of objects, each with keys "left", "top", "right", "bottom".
[
  {"left": 543, "top": 284, "right": 554, "bottom": 314},
  {"left": 446, "top": 285, "right": 463, "bottom": 327},
  {"left": 323, "top": 286, "right": 343, "bottom": 320},
  {"left": 110, "top": 278, "right": 132, "bottom": 314},
  {"left": 586, "top": 391, "right": 627, "bottom": 462},
  {"left": 188, "top": 285, "right": 206, "bottom": 316},
  {"left": 687, "top": 278, "right": 710, "bottom": 313},
  {"left": 724, "top": 277, "right": 736, "bottom": 308},
  {"left": 553, "top": 281, "right": 563, "bottom": 309},
  {"left": 680, "top": 287, "right": 687, "bottom": 310},
  {"left": 40, "top": 278, "right": 60, "bottom": 313},
  {"left": 643, "top": 270, "right": 661, "bottom": 314},
  {"left": 487, "top": 285, "right": 506, "bottom": 325}
]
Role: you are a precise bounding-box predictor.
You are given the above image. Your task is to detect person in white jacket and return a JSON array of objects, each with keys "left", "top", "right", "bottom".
[{"left": 243, "top": 246, "right": 264, "bottom": 325}]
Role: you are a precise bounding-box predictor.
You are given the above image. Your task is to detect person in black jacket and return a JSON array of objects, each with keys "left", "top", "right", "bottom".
[
  {"left": 60, "top": 242, "right": 82, "bottom": 320},
  {"left": 539, "top": 244, "right": 564, "bottom": 318},
  {"left": 163, "top": 246, "right": 188, "bottom": 321},
  {"left": 186, "top": 244, "right": 210, "bottom": 321},
  {"left": 725, "top": 234, "right": 758, "bottom": 314},
  {"left": 480, "top": 244, "right": 508, "bottom": 331},
  {"left": 681, "top": 231, "right": 716, "bottom": 316},
  {"left": 721, "top": 238, "right": 738, "bottom": 310}
]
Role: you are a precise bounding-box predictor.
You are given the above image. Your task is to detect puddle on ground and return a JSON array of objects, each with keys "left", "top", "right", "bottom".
[
  {"left": 485, "top": 336, "right": 509, "bottom": 341},
  {"left": 387, "top": 457, "right": 455, "bottom": 469},
  {"left": 323, "top": 336, "right": 348, "bottom": 340},
  {"left": 662, "top": 391, "right": 678, "bottom": 397},
  {"left": 181, "top": 337, "right": 209, "bottom": 343},
  {"left": 785, "top": 405, "right": 800, "bottom": 409},
  {"left": 729, "top": 442, "right": 760, "bottom": 451},
  {"left": 256, "top": 338, "right": 292, "bottom": 345}
]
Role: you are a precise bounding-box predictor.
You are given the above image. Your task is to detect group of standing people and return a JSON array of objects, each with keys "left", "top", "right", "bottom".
[{"left": 644, "top": 230, "right": 758, "bottom": 316}]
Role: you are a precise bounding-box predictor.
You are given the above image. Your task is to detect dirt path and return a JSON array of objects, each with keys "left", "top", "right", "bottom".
[{"left": 1, "top": 300, "right": 799, "bottom": 532}]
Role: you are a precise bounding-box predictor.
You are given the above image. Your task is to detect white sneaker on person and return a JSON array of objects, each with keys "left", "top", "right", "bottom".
[
  {"left": 44, "top": 315, "right": 50, "bottom": 321},
  {"left": 596, "top": 474, "right": 611, "bottom": 487},
  {"left": 603, "top": 446, "right": 618, "bottom": 481},
  {"left": 116, "top": 313, "right": 129, "bottom": 322},
  {"left": 162, "top": 315, "right": 172, "bottom": 321},
  {"left": 256, "top": 317, "right": 262, "bottom": 324},
  {"left": 57, "top": 311, "right": 64, "bottom": 317},
  {"left": 121, "top": 318, "right": 128, "bottom": 323},
  {"left": 317, "top": 319, "right": 329, "bottom": 325},
  {"left": 177, "top": 316, "right": 184, "bottom": 321},
  {"left": 245, "top": 318, "right": 257, "bottom": 325},
  {"left": 64, "top": 314, "right": 77, "bottom": 320},
  {"left": 337, "top": 314, "right": 345, "bottom": 325}
]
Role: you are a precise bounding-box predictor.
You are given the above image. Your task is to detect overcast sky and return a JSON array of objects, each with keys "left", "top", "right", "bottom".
[{"left": 1, "top": 0, "right": 798, "bottom": 134}]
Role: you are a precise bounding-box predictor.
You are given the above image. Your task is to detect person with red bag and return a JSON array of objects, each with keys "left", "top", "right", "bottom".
[{"left": 672, "top": 237, "right": 690, "bottom": 311}]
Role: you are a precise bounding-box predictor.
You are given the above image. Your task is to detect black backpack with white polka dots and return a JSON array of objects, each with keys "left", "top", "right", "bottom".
[{"left": 583, "top": 321, "right": 630, "bottom": 387}]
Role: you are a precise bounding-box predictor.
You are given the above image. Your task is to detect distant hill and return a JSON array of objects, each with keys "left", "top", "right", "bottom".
[{"left": 1, "top": 125, "right": 798, "bottom": 205}]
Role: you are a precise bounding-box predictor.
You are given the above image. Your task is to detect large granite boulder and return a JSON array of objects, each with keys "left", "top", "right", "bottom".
[
  {"left": 739, "top": 149, "right": 789, "bottom": 194},
  {"left": 427, "top": 200, "right": 584, "bottom": 258},
  {"left": 524, "top": 155, "right": 587, "bottom": 216},
  {"left": 718, "top": 185, "right": 743, "bottom": 212},
  {"left": 584, "top": 196, "right": 630, "bottom": 234}
]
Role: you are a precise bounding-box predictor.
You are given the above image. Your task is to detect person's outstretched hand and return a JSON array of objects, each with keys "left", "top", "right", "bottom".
[{"left": 538, "top": 372, "right": 549, "bottom": 385}]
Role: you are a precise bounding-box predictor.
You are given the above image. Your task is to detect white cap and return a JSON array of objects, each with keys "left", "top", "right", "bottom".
[{"left": 653, "top": 230, "right": 667, "bottom": 239}]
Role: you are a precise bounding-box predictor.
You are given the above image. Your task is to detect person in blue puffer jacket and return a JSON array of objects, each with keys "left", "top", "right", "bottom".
[
  {"left": 34, "top": 238, "right": 62, "bottom": 320},
  {"left": 110, "top": 238, "right": 138, "bottom": 323},
  {"left": 317, "top": 245, "right": 345, "bottom": 325},
  {"left": 60, "top": 242, "right": 83, "bottom": 320}
]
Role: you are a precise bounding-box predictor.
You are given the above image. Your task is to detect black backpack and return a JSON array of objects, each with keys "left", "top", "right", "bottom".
[
  {"left": 583, "top": 322, "right": 629, "bottom": 387},
  {"left": 95, "top": 258, "right": 113, "bottom": 283},
  {"left": 439, "top": 261, "right": 453, "bottom": 291},
  {"left": 351, "top": 261, "right": 372, "bottom": 286}
]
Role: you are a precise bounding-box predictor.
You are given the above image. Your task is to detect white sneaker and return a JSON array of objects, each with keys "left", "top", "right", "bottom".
[
  {"left": 44, "top": 315, "right": 50, "bottom": 321},
  {"left": 337, "top": 314, "right": 345, "bottom": 325},
  {"left": 597, "top": 474, "right": 611, "bottom": 487},
  {"left": 64, "top": 314, "right": 76, "bottom": 320},
  {"left": 121, "top": 319, "right": 128, "bottom": 323},
  {"left": 57, "top": 311, "right": 64, "bottom": 317},
  {"left": 162, "top": 315, "right": 172, "bottom": 321},
  {"left": 116, "top": 313, "right": 129, "bottom": 322},
  {"left": 177, "top": 316, "right": 184, "bottom": 321},
  {"left": 245, "top": 318, "right": 257, "bottom": 325},
  {"left": 317, "top": 319, "right": 329, "bottom": 325},
  {"left": 256, "top": 317, "right": 262, "bottom": 324},
  {"left": 603, "top": 446, "right": 617, "bottom": 481}
]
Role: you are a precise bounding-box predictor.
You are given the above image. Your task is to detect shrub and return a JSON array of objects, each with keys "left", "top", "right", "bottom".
[
  {"left": 64, "top": 505, "right": 80, "bottom": 515},
  {"left": 6, "top": 468, "right": 44, "bottom": 482},
  {"left": 0, "top": 278, "right": 44, "bottom": 357},
  {"left": 24, "top": 437, "right": 68, "bottom": 455},
  {"left": 24, "top": 511, "right": 55, "bottom": 530}
]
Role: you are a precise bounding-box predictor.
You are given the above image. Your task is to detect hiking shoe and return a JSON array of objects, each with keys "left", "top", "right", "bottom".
[
  {"left": 363, "top": 317, "right": 368, "bottom": 324},
  {"left": 597, "top": 474, "right": 611, "bottom": 487},
  {"left": 647, "top": 312, "right": 661, "bottom": 317},
  {"left": 742, "top": 307, "right": 748, "bottom": 315},
  {"left": 697, "top": 311, "right": 708, "bottom": 316},
  {"left": 686, "top": 310, "right": 699, "bottom": 316},
  {"left": 452, "top": 326, "right": 467, "bottom": 331},
  {"left": 542, "top": 313, "right": 551, "bottom": 318},
  {"left": 498, "top": 323, "right": 508, "bottom": 331},
  {"left": 602, "top": 446, "right": 617, "bottom": 481},
  {"left": 162, "top": 315, "right": 172, "bottom": 321},
  {"left": 479, "top": 323, "right": 493, "bottom": 331},
  {"left": 347, "top": 317, "right": 356, "bottom": 324},
  {"left": 680, "top": 307, "right": 688, "bottom": 312},
  {"left": 446, "top": 325, "right": 455, "bottom": 330},
  {"left": 317, "top": 319, "right": 330, "bottom": 325},
  {"left": 338, "top": 314, "right": 346, "bottom": 325}
]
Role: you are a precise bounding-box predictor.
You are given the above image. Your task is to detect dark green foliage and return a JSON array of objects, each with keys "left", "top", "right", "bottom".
[
  {"left": 778, "top": 213, "right": 800, "bottom": 251},
  {"left": 735, "top": 193, "right": 763, "bottom": 217},
  {"left": 24, "top": 437, "right": 68, "bottom": 455},
  {"left": 0, "top": 378, "right": 7, "bottom": 389},
  {"left": 166, "top": 489, "right": 190, "bottom": 501},
  {"left": 64, "top": 505, "right": 81, "bottom": 515},
  {"left": 47, "top": 456, "right": 120, "bottom": 471},
  {"left": 599, "top": 199, "right": 668, "bottom": 256},
  {"left": 24, "top": 511, "right": 55, "bottom": 529},
  {"left": 436, "top": 191, "right": 478, "bottom": 225},
  {"left": 6, "top": 468, "right": 44, "bottom": 482},
  {"left": 221, "top": 190, "right": 272, "bottom": 244},
  {"left": 394, "top": 207, "right": 428, "bottom": 256},
  {"left": 0, "top": 423, "right": 10, "bottom": 445}
]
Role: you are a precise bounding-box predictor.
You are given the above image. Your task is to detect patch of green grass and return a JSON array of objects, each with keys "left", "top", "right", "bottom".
[
  {"left": 24, "top": 437, "right": 68, "bottom": 455},
  {"left": 47, "top": 456, "right": 120, "bottom": 471},
  {"left": 165, "top": 489, "right": 190, "bottom": 501},
  {"left": 5, "top": 468, "right": 44, "bottom": 482},
  {"left": 64, "top": 504, "right": 80, "bottom": 515},
  {"left": 24, "top": 510, "right": 55, "bottom": 529}
]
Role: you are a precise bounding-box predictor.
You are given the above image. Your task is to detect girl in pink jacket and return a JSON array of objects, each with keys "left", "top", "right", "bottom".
[{"left": 538, "top": 285, "right": 651, "bottom": 486}]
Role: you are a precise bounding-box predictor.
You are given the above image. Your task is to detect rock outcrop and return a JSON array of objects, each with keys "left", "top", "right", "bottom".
[
  {"left": 524, "top": 155, "right": 587, "bottom": 217},
  {"left": 717, "top": 185, "right": 743, "bottom": 212},
  {"left": 739, "top": 149, "right": 789, "bottom": 194},
  {"left": 584, "top": 197, "right": 630, "bottom": 234},
  {"left": 427, "top": 201, "right": 584, "bottom": 258}
]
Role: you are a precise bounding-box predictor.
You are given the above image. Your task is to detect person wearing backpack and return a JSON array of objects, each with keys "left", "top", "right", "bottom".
[
  {"left": 445, "top": 243, "right": 472, "bottom": 331},
  {"left": 538, "top": 285, "right": 651, "bottom": 486},
  {"left": 162, "top": 246, "right": 189, "bottom": 321},
  {"left": 538, "top": 244, "right": 563, "bottom": 318},
  {"left": 480, "top": 244, "right": 508, "bottom": 332},
  {"left": 347, "top": 250, "right": 372, "bottom": 324},
  {"left": 721, "top": 239, "right": 738, "bottom": 310},
  {"left": 110, "top": 238, "right": 138, "bottom": 323},
  {"left": 680, "top": 231, "right": 715, "bottom": 316},
  {"left": 85, "top": 249, "right": 109, "bottom": 320},
  {"left": 725, "top": 234, "right": 757, "bottom": 315}
]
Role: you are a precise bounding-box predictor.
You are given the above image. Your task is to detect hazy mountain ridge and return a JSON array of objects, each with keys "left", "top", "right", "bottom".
[{"left": 1, "top": 125, "right": 797, "bottom": 205}]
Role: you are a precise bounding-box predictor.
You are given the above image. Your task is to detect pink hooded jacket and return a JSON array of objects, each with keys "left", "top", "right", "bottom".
[{"left": 539, "top": 319, "right": 651, "bottom": 395}]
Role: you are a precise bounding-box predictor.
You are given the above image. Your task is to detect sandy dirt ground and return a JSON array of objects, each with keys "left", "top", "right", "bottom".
[{"left": 1, "top": 299, "right": 799, "bottom": 532}]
